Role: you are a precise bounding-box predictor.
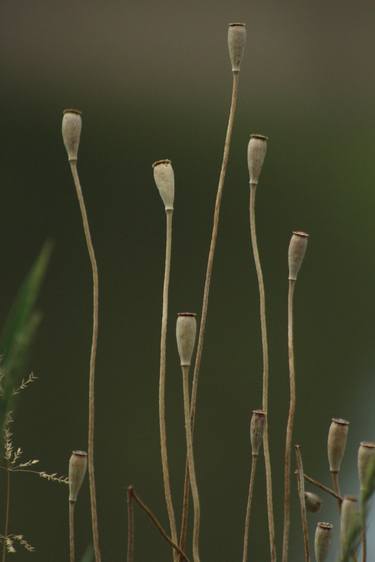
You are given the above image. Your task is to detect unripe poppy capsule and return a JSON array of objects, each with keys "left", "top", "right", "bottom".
[
  {"left": 314, "top": 522, "right": 333, "bottom": 562},
  {"left": 247, "top": 134, "right": 268, "bottom": 185},
  {"left": 358, "top": 441, "right": 375, "bottom": 490},
  {"left": 69, "top": 450, "right": 87, "bottom": 502},
  {"left": 152, "top": 160, "right": 175, "bottom": 211},
  {"left": 176, "top": 313, "right": 197, "bottom": 367},
  {"left": 327, "top": 418, "right": 349, "bottom": 473},
  {"left": 250, "top": 409, "right": 266, "bottom": 456},
  {"left": 62, "top": 109, "right": 82, "bottom": 162},
  {"left": 288, "top": 231, "right": 309, "bottom": 281},
  {"left": 227, "top": 23, "right": 247, "bottom": 73}
]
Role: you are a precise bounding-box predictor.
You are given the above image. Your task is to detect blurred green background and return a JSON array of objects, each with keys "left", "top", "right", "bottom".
[{"left": 1, "top": 0, "right": 375, "bottom": 560}]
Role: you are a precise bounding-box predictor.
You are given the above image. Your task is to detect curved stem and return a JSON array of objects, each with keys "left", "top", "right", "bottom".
[
  {"left": 159, "top": 209, "right": 178, "bottom": 562},
  {"left": 182, "top": 365, "right": 200, "bottom": 562},
  {"left": 241, "top": 455, "right": 258, "bottom": 562},
  {"left": 69, "top": 501, "right": 75, "bottom": 562},
  {"left": 282, "top": 279, "right": 296, "bottom": 562},
  {"left": 2, "top": 467, "right": 10, "bottom": 562},
  {"left": 179, "top": 70, "right": 240, "bottom": 552},
  {"left": 303, "top": 473, "right": 342, "bottom": 501},
  {"left": 249, "top": 181, "right": 276, "bottom": 562},
  {"left": 69, "top": 161, "right": 101, "bottom": 562}
]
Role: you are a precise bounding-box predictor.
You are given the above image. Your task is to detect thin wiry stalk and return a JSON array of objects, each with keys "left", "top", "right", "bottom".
[
  {"left": 69, "top": 501, "right": 75, "bottom": 562},
  {"left": 282, "top": 279, "right": 296, "bottom": 562},
  {"left": 127, "top": 486, "right": 134, "bottom": 562},
  {"left": 2, "top": 467, "right": 10, "bottom": 562},
  {"left": 361, "top": 528, "right": 366, "bottom": 562},
  {"left": 69, "top": 161, "right": 101, "bottom": 562},
  {"left": 303, "top": 473, "right": 342, "bottom": 501},
  {"left": 331, "top": 471, "right": 343, "bottom": 511},
  {"left": 182, "top": 365, "right": 200, "bottom": 562},
  {"left": 159, "top": 209, "right": 178, "bottom": 562},
  {"left": 241, "top": 454, "right": 259, "bottom": 562},
  {"left": 295, "top": 446, "right": 311, "bottom": 562},
  {"left": 249, "top": 181, "right": 276, "bottom": 562},
  {"left": 130, "top": 487, "right": 190, "bottom": 562},
  {"left": 180, "top": 70, "right": 240, "bottom": 553}
]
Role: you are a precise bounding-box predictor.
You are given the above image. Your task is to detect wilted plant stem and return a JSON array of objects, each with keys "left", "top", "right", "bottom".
[
  {"left": 282, "top": 279, "right": 296, "bottom": 562},
  {"left": 159, "top": 209, "right": 178, "bottom": 562},
  {"left": 69, "top": 501, "right": 75, "bottom": 562},
  {"left": 69, "top": 161, "right": 101, "bottom": 562},
  {"left": 295, "top": 446, "right": 311, "bottom": 562},
  {"left": 2, "top": 467, "right": 10, "bottom": 562},
  {"left": 241, "top": 454, "right": 258, "bottom": 562},
  {"left": 180, "top": 70, "right": 240, "bottom": 554},
  {"left": 249, "top": 181, "right": 276, "bottom": 562},
  {"left": 303, "top": 473, "right": 342, "bottom": 501}
]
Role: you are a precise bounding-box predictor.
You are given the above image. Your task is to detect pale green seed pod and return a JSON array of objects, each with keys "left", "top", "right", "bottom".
[
  {"left": 250, "top": 409, "right": 266, "bottom": 456},
  {"left": 247, "top": 134, "right": 268, "bottom": 185},
  {"left": 288, "top": 231, "right": 309, "bottom": 281},
  {"left": 152, "top": 159, "right": 175, "bottom": 211},
  {"left": 304, "top": 491, "right": 322, "bottom": 513},
  {"left": 176, "top": 313, "right": 197, "bottom": 367},
  {"left": 227, "top": 23, "right": 247, "bottom": 72},
  {"left": 327, "top": 418, "right": 349, "bottom": 473},
  {"left": 340, "top": 496, "right": 359, "bottom": 559},
  {"left": 358, "top": 441, "right": 375, "bottom": 490},
  {"left": 62, "top": 109, "right": 82, "bottom": 162},
  {"left": 314, "top": 522, "right": 333, "bottom": 562},
  {"left": 69, "top": 450, "right": 87, "bottom": 502}
]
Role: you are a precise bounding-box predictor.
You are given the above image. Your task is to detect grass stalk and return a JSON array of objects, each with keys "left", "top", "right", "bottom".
[
  {"left": 295, "top": 445, "right": 311, "bottom": 562},
  {"left": 158, "top": 208, "right": 178, "bottom": 562},
  {"left": 69, "top": 501, "right": 75, "bottom": 562},
  {"left": 249, "top": 180, "right": 276, "bottom": 562},
  {"left": 2, "top": 467, "right": 10, "bottom": 562},
  {"left": 69, "top": 161, "right": 101, "bottom": 562},
  {"left": 127, "top": 486, "right": 134, "bottom": 562},
  {"left": 241, "top": 454, "right": 258, "bottom": 562}
]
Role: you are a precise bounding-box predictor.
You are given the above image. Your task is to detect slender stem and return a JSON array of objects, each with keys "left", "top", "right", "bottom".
[
  {"left": 130, "top": 488, "right": 190, "bottom": 562},
  {"left": 180, "top": 69, "right": 240, "bottom": 553},
  {"left": 178, "top": 463, "right": 190, "bottom": 560},
  {"left": 303, "top": 473, "right": 342, "bottom": 501},
  {"left": 331, "top": 471, "right": 343, "bottom": 511},
  {"left": 282, "top": 279, "right": 296, "bottom": 562},
  {"left": 182, "top": 365, "right": 200, "bottom": 562},
  {"left": 69, "top": 161, "right": 101, "bottom": 562},
  {"left": 127, "top": 487, "right": 134, "bottom": 562},
  {"left": 241, "top": 454, "right": 258, "bottom": 562},
  {"left": 361, "top": 527, "right": 366, "bottom": 562},
  {"left": 2, "top": 467, "right": 10, "bottom": 562},
  {"left": 249, "top": 181, "right": 276, "bottom": 562},
  {"left": 69, "top": 501, "right": 75, "bottom": 562},
  {"left": 158, "top": 209, "right": 178, "bottom": 562},
  {"left": 295, "top": 446, "right": 311, "bottom": 562}
]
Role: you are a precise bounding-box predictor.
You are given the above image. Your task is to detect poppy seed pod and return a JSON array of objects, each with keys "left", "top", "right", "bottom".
[
  {"left": 327, "top": 418, "right": 349, "bottom": 473},
  {"left": 62, "top": 109, "right": 82, "bottom": 162},
  {"left": 340, "top": 496, "right": 359, "bottom": 557},
  {"left": 358, "top": 441, "right": 375, "bottom": 490},
  {"left": 247, "top": 134, "right": 268, "bottom": 185},
  {"left": 176, "top": 313, "right": 197, "bottom": 367},
  {"left": 304, "top": 491, "right": 322, "bottom": 513},
  {"left": 288, "top": 231, "right": 309, "bottom": 281},
  {"left": 152, "top": 159, "right": 175, "bottom": 211},
  {"left": 250, "top": 409, "right": 266, "bottom": 456},
  {"left": 227, "top": 23, "right": 247, "bottom": 73},
  {"left": 69, "top": 450, "right": 87, "bottom": 502},
  {"left": 314, "top": 522, "right": 333, "bottom": 562}
]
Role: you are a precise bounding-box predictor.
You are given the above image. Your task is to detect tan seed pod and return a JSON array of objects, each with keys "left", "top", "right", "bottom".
[
  {"left": 327, "top": 418, "right": 349, "bottom": 473},
  {"left": 69, "top": 450, "right": 87, "bottom": 502},
  {"left": 250, "top": 409, "right": 266, "bottom": 456},
  {"left": 340, "top": 496, "right": 359, "bottom": 558},
  {"left": 304, "top": 491, "right": 322, "bottom": 513},
  {"left": 314, "top": 522, "right": 333, "bottom": 562},
  {"left": 176, "top": 313, "right": 197, "bottom": 367},
  {"left": 152, "top": 159, "right": 175, "bottom": 211},
  {"left": 358, "top": 441, "right": 375, "bottom": 490},
  {"left": 288, "top": 231, "right": 309, "bottom": 281},
  {"left": 247, "top": 134, "right": 268, "bottom": 185},
  {"left": 62, "top": 109, "right": 82, "bottom": 162},
  {"left": 227, "top": 23, "right": 247, "bottom": 73}
]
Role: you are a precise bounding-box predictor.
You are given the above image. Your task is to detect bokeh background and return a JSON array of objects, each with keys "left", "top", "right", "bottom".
[{"left": 1, "top": 1, "right": 375, "bottom": 560}]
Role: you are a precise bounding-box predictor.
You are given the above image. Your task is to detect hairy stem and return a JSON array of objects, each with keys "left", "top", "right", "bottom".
[
  {"left": 249, "top": 181, "right": 276, "bottom": 562},
  {"left": 182, "top": 365, "right": 200, "bottom": 562},
  {"left": 180, "top": 69, "right": 240, "bottom": 554},
  {"left": 2, "top": 467, "right": 10, "bottom": 562},
  {"left": 127, "top": 486, "right": 134, "bottom": 562},
  {"left": 69, "top": 501, "right": 75, "bottom": 562},
  {"left": 241, "top": 454, "right": 258, "bottom": 562},
  {"left": 69, "top": 161, "right": 101, "bottom": 562},
  {"left": 282, "top": 279, "right": 296, "bottom": 562},
  {"left": 295, "top": 446, "right": 310, "bottom": 562}
]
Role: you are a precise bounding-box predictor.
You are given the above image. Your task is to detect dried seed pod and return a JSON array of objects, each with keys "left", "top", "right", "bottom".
[
  {"left": 62, "top": 109, "right": 82, "bottom": 162},
  {"left": 327, "top": 418, "right": 349, "bottom": 473},
  {"left": 247, "top": 134, "right": 268, "bottom": 185},
  {"left": 176, "top": 313, "right": 197, "bottom": 367},
  {"left": 227, "top": 23, "right": 247, "bottom": 73},
  {"left": 340, "top": 496, "right": 359, "bottom": 558},
  {"left": 152, "top": 159, "right": 175, "bottom": 211},
  {"left": 358, "top": 441, "right": 375, "bottom": 490},
  {"left": 250, "top": 409, "right": 266, "bottom": 456},
  {"left": 288, "top": 231, "right": 309, "bottom": 281},
  {"left": 69, "top": 450, "right": 87, "bottom": 502},
  {"left": 304, "top": 491, "right": 322, "bottom": 513},
  {"left": 314, "top": 522, "right": 333, "bottom": 562}
]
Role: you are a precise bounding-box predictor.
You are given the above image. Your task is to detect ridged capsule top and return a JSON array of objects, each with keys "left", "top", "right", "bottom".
[
  {"left": 227, "top": 23, "right": 247, "bottom": 72},
  {"left": 327, "top": 417, "right": 349, "bottom": 473},
  {"left": 314, "top": 522, "right": 333, "bottom": 562},
  {"left": 69, "top": 450, "right": 87, "bottom": 502},
  {"left": 62, "top": 109, "right": 82, "bottom": 162},
  {"left": 288, "top": 231, "right": 309, "bottom": 281},
  {"left": 152, "top": 159, "right": 175, "bottom": 211},
  {"left": 176, "top": 313, "right": 197, "bottom": 367},
  {"left": 247, "top": 134, "right": 268, "bottom": 185}
]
